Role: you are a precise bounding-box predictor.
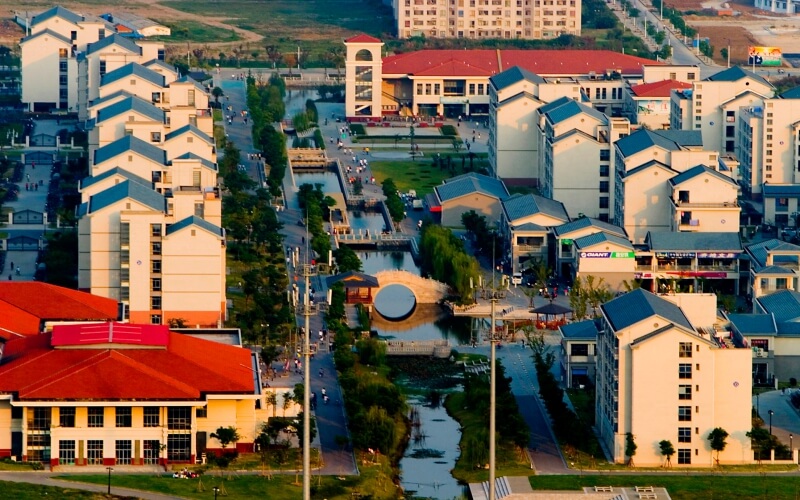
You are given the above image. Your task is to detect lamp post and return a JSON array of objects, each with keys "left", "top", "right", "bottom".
[
  {"left": 660, "top": 0, "right": 664, "bottom": 20},
  {"left": 213, "top": 486, "right": 220, "bottom": 500},
  {"left": 756, "top": 392, "right": 760, "bottom": 415},
  {"left": 768, "top": 409, "right": 774, "bottom": 435},
  {"left": 727, "top": 39, "right": 731, "bottom": 68},
  {"left": 791, "top": 434, "right": 794, "bottom": 456},
  {"left": 106, "top": 467, "right": 113, "bottom": 495}
]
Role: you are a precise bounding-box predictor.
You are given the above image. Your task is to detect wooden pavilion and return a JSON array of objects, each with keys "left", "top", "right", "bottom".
[{"left": 326, "top": 271, "right": 380, "bottom": 304}]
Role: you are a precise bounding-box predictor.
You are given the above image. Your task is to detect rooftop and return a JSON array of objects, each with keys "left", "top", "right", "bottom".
[
  {"left": 554, "top": 217, "right": 627, "bottom": 238},
  {"left": 502, "top": 193, "right": 568, "bottom": 224},
  {"left": 435, "top": 172, "right": 509, "bottom": 203},
  {"left": 602, "top": 289, "right": 694, "bottom": 332},
  {"left": 616, "top": 129, "right": 703, "bottom": 158},
  {"left": 490, "top": 66, "right": 545, "bottom": 91},
  {"left": 629, "top": 79, "right": 692, "bottom": 98},
  {"left": 559, "top": 319, "right": 600, "bottom": 340},
  {"left": 645, "top": 231, "right": 742, "bottom": 253}
]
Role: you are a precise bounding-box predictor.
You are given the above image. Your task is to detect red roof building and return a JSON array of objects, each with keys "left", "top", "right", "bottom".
[
  {"left": 0, "top": 282, "right": 119, "bottom": 336},
  {"left": 629, "top": 79, "right": 693, "bottom": 98},
  {"left": 344, "top": 34, "right": 382, "bottom": 44},
  {"left": 626, "top": 79, "right": 693, "bottom": 131},
  {"left": 0, "top": 323, "right": 264, "bottom": 466}
]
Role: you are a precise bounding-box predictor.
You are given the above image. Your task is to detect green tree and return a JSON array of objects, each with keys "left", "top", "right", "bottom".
[
  {"left": 265, "top": 392, "right": 278, "bottom": 417},
  {"left": 659, "top": 439, "right": 675, "bottom": 467},
  {"left": 333, "top": 245, "right": 363, "bottom": 272},
  {"left": 282, "top": 392, "right": 293, "bottom": 417},
  {"left": 625, "top": 432, "right": 637, "bottom": 466},
  {"left": 210, "top": 426, "right": 241, "bottom": 449},
  {"left": 212, "top": 86, "right": 224, "bottom": 104},
  {"left": 708, "top": 427, "right": 729, "bottom": 465}
]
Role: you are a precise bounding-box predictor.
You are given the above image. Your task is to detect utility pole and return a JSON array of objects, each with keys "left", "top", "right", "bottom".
[{"left": 488, "top": 241, "right": 501, "bottom": 500}]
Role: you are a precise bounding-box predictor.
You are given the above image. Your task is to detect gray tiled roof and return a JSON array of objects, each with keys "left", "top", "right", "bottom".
[
  {"left": 574, "top": 232, "right": 633, "bottom": 250},
  {"left": 89, "top": 90, "right": 134, "bottom": 110},
  {"left": 173, "top": 75, "right": 206, "bottom": 92},
  {"left": 669, "top": 165, "right": 737, "bottom": 187},
  {"left": 537, "top": 95, "right": 572, "bottom": 115},
  {"left": 95, "top": 95, "right": 164, "bottom": 124},
  {"left": 745, "top": 238, "right": 800, "bottom": 271},
  {"left": 80, "top": 167, "right": 151, "bottom": 190},
  {"left": 20, "top": 29, "right": 72, "bottom": 46},
  {"left": 164, "top": 124, "right": 213, "bottom": 144},
  {"left": 87, "top": 34, "right": 142, "bottom": 56},
  {"left": 705, "top": 66, "right": 772, "bottom": 88},
  {"left": 101, "top": 63, "right": 165, "bottom": 88},
  {"left": 645, "top": 231, "right": 742, "bottom": 252},
  {"left": 490, "top": 66, "right": 545, "bottom": 91},
  {"left": 172, "top": 152, "right": 217, "bottom": 171},
  {"left": 143, "top": 59, "right": 175, "bottom": 73},
  {"left": 436, "top": 173, "right": 509, "bottom": 203},
  {"left": 727, "top": 313, "right": 776, "bottom": 336},
  {"left": 553, "top": 217, "right": 626, "bottom": 238},
  {"left": 624, "top": 159, "right": 674, "bottom": 178},
  {"left": 602, "top": 288, "right": 693, "bottom": 332},
  {"left": 616, "top": 129, "right": 702, "bottom": 158},
  {"left": 544, "top": 98, "right": 607, "bottom": 125},
  {"left": 514, "top": 222, "right": 548, "bottom": 231},
  {"left": 502, "top": 193, "right": 568, "bottom": 223},
  {"left": 559, "top": 319, "right": 599, "bottom": 340},
  {"left": 756, "top": 289, "right": 800, "bottom": 323},
  {"left": 86, "top": 180, "right": 165, "bottom": 214},
  {"left": 32, "top": 6, "right": 83, "bottom": 26},
  {"left": 166, "top": 215, "right": 224, "bottom": 237},
  {"left": 763, "top": 184, "right": 800, "bottom": 197},
  {"left": 93, "top": 135, "right": 167, "bottom": 166},
  {"left": 758, "top": 265, "right": 797, "bottom": 275}
]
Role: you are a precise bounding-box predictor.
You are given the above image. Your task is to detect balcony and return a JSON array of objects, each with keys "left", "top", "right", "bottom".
[{"left": 673, "top": 200, "right": 738, "bottom": 209}]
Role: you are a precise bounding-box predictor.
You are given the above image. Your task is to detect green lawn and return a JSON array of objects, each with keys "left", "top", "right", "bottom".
[
  {"left": 0, "top": 480, "right": 109, "bottom": 499},
  {"left": 530, "top": 474, "right": 800, "bottom": 500},
  {"left": 153, "top": 20, "right": 240, "bottom": 43},
  {"left": 369, "top": 155, "right": 488, "bottom": 197}
]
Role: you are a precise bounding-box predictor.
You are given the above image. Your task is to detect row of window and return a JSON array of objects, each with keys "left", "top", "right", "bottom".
[
  {"left": 58, "top": 438, "right": 185, "bottom": 465},
  {"left": 24, "top": 407, "right": 191, "bottom": 429}
]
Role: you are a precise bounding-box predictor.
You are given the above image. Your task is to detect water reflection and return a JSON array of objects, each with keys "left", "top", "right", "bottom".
[
  {"left": 374, "top": 284, "right": 416, "bottom": 320},
  {"left": 347, "top": 210, "right": 386, "bottom": 233},
  {"left": 361, "top": 250, "right": 417, "bottom": 275}
]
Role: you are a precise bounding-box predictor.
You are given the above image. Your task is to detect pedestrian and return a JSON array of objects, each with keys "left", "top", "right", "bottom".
[
  {"left": 7, "top": 274, "right": 10, "bottom": 280},
  {"left": 15, "top": 266, "right": 20, "bottom": 276},
  {"left": 9, "top": 261, "right": 13, "bottom": 271}
]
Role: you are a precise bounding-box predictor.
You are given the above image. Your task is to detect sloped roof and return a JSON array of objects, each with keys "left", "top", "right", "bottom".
[
  {"left": 86, "top": 33, "right": 142, "bottom": 56},
  {"left": 705, "top": 66, "right": 772, "bottom": 88},
  {"left": 87, "top": 179, "right": 165, "bottom": 214},
  {"left": 727, "top": 313, "right": 776, "bottom": 336},
  {"left": 95, "top": 95, "right": 164, "bottom": 124},
  {"left": 574, "top": 232, "right": 634, "bottom": 250},
  {"left": 172, "top": 152, "right": 217, "bottom": 171},
  {"left": 544, "top": 98, "right": 607, "bottom": 125},
  {"left": 553, "top": 217, "right": 627, "bottom": 238},
  {"left": 502, "top": 193, "right": 568, "bottom": 223},
  {"left": 756, "top": 290, "right": 800, "bottom": 323},
  {"left": 435, "top": 173, "right": 509, "bottom": 203},
  {"left": 90, "top": 89, "right": 134, "bottom": 110},
  {"left": 172, "top": 75, "right": 206, "bottom": 92},
  {"left": 165, "top": 215, "right": 224, "bottom": 237},
  {"left": 646, "top": 231, "right": 742, "bottom": 252},
  {"left": 51, "top": 322, "right": 168, "bottom": 347},
  {"left": 93, "top": 134, "right": 167, "bottom": 166},
  {"left": 602, "top": 288, "right": 693, "bottom": 332},
  {"left": 490, "top": 66, "right": 545, "bottom": 91},
  {"left": 164, "top": 124, "right": 213, "bottom": 144},
  {"left": 32, "top": 6, "right": 83, "bottom": 26},
  {"left": 0, "top": 283, "right": 118, "bottom": 331},
  {"left": 780, "top": 86, "right": 800, "bottom": 99},
  {"left": 20, "top": 28, "right": 72, "bottom": 46},
  {"left": 0, "top": 330, "right": 255, "bottom": 400},
  {"left": 616, "top": 129, "right": 703, "bottom": 157},
  {"left": 629, "top": 79, "right": 692, "bottom": 98},
  {"left": 669, "top": 165, "right": 738, "bottom": 187},
  {"left": 80, "top": 167, "right": 152, "bottom": 190},
  {"left": 763, "top": 184, "right": 800, "bottom": 197},
  {"left": 745, "top": 238, "right": 800, "bottom": 271},
  {"left": 559, "top": 319, "right": 600, "bottom": 340},
  {"left": 327, "top": 271, "right": 380, "bottom": 288},
  {"left": 345, "top": 34, "right": 383, "bottom": 43},
  {"left": 101, "top": 62, "right": 165, "bottom": 88},
  {"left": 623, "top": 159, "right": 675, "bottom": 179},
  {"left": 414, "top": 59, "right": 494, "bottom": 77}
]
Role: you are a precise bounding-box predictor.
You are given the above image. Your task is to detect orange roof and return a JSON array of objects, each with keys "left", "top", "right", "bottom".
[
  {"left": 0, "top": 282, "right": 118, "bottom": 325},
  {"left": 345, "top": 34, "right": 382, "bottom": 43},
  {"left": 51, "top": 322, "right": 169, "bottom": 347},
  {"left": 630, "top": 79, "right": 692, "bottom": 98},
  {"left": 382, "top": 49, "right": 660, "bottom": 77},
  {"left": 0, "top": 330, "right": 255, "bottom": 400}
]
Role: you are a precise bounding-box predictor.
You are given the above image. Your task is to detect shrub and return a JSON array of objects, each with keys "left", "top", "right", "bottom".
[
  {"left": 350, "top": 123, "right": 366, "bottom": 135},
  {"left": 440, "top": 124, "right": 458, "bottom": 136}
]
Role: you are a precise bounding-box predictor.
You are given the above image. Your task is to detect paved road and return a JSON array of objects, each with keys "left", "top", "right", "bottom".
[{"left": 756, "top": 390, "right": 800, "bottom": 454}]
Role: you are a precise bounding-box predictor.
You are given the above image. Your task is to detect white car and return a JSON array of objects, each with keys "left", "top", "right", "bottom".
[{"left": 511, "top": 273, "right": 523, "bottom": 285}]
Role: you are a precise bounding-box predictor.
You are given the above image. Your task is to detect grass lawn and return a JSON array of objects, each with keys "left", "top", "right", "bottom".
[
  {"left": 529, "top": 474, "right": 800, "bottom": 499},
  {"left": 153, "top": 20, "right": 241, "bottom": 44},
  {"left": 368, "top": 160, "right": 452, "bottom": 198},
  {"left": 0, "top": 480, "right": 108, "bottom": 499}
]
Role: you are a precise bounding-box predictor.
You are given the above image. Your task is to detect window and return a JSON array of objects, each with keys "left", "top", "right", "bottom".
[
  {"left": 151, "top": 279, "right": 161, "bottom": 291},
  {"left": 151, "top": 224, "right": 162, "bottom": 237},
  {"left": 144, "top": 407, "right": 160, "bottom": 427},
  {"left": 194, "top": 202, "right": 204, "bottom": 218},
  {"left": 677, "top": 448, "right": 691, "bottom": 464},
  {"left": 600, "top": 165, "right": 609, "bottom": 177},
  {"left": 196, "top": 407, "right": 208, "bottom": 419},
  {"left": 144, "top": 440, "right": 160, "bottom": 464},
  {"left": 679, "top": 342, "right": 692, "bottom": 358},
  {"left": 151, "top": 260, "right": 162, "bottom": 274},
  {"left": 151, "top": 132, "right": 162, "bottom": 143},
  {"left": 187, "top": 90, "right": 195, "bottom": 107},
  {"left": 152, "top": 92, "right": 161, "bottom": 104},
  {"left": 151, "top": 314, "right": 162, "bottom": 324},
  {"left": 87, "top": 440, "right": 103, "bottom": 465},
  {"left": 478, "top": 84, "right": 485, "bottom": 95},
  {"left": 59, "top": 60, "right": 68, "bottom": 72},
  {"left": 70, "top": 30, "right": 77, "bottom": 41},
  {"left": 152, "top": 242, "right": 162, "bottom": 255},
  {"left": 416, "top": 83, "right": 422, "bottom": 95},
  {"left": 688, "top": 72, "right": 696, "bottom": 80},
  {"left": 168, "top": 434, "right": 191, "bottom": 462},
  {"left": 678, "top": 427, "right": 691, "bottom": 443},
  {"left": 29, "top": 407, "right": 51, "bottom": 430},
  {"left": 679, "top": 406, "right": 692, "bottom": 421},
  {"left": 168, "top": 407, "right": 192, "bottom": 430},
  {"left": 679, "top": 363, "right": 692, "bottom": 379},
  {"left": 679, "top": 385, "right": 692, "bottom": 400},
  {"left": 599, "top": 197, "right": 609, "bottom": 209},
  {"left": 469, "top": 83, "right": 476, "bottom": 94},
  {"left": 59, "top": 75, "right": 68, "bottom": 85},
  {"left": 59, "top": 48, "right": 68, "bottom": 58},
  {"left": 99, "top": 60, "right": 106, "bottom": 76},
  {"left": 600, "top": 149, "right": 610, "bottom": 161},
  {"left": 599, "top": 181, "right": 609, "bottom": 193},
  {"left": 570, "top": 343, "right": 589, "bottom": 356},
  {"left": 151, "top": 296, "right": 162, "bottom": 310},
  {"left": 60, "top": 407, "right": 75, "bottom": 428},
  {"left": 59, "top": 440, "right": 76, "bottom": 465},
  {"left": 116, "top": 407, "right": 132, "bottom": 427},
  {"left": 99, "top": 28, "right": 105, "bottom": 40},
  {"left": 116, "top": 440, "right": 132, "bottom": 465},
  {"left": 88, "top": 408, "right": 104, "bottom": 427},
  {"left": 11, "top": 407, "right": 22, "bottom": 419},
  {"left": 434, "top": 83, "right": 441, "bottom": 95}
]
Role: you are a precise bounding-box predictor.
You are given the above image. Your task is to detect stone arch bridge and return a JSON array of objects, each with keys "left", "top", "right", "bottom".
[{"left": 374, "top": 270, "right": 449, "bottom": 304}]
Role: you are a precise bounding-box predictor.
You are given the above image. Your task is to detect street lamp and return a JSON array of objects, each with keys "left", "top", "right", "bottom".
[
  {"left": 756, "top": 392, "right": 760, "bottom": 415},
  {"left": 106, "top": 467, "right": 113, "bottom": 495},
  {"left": 791, "top": 434, "right": 793, "bottom": 455},
  {"left": 768, "top": 409, "right": 774, "bottom": 435},
  {"left": 213, "top": 486, "right": 220, "bottom": 500}
]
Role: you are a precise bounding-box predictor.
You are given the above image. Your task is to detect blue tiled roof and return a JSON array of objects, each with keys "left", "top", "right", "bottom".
[
  {"left": 645, "top": 231, "right": 742, "bottom": 252},
  {"left": 602, "top": 288, "right": 693, "bottom": 332},
  {"left": 143, "top": 59, "right": 175, "bottom": 73},
  {"left": 728, "top": 313, "right": 776, "bottom": 336},
  {"left": 20, "top": 29, "right": 72, "bottom": 46},
  {"left": 744, "top": 238, "right": 800, "bottom": 271},
  {"left": 436, "top": 173, "right": 509, "bottom": 203},
  {"left": 89, "top": 90, "right": 134, "bottom": 110},
  {"left": 95, "top": 96, "right": 164, "bottom": 124},
  {"left": 705, "top": 66, "right": 772, "bottom": 88},
  {"left": 32, "top": 6, "right": 83, "bottom": 26},
  {"left": 669, "top": 165, "right": 738, "bottom": 187},
  {"left": 553, "top": 217, "right": 626, "bottom": 238},
  {"left": 757, "top": 290, "right": 800, "bottom": 323},
  {"left": 537, "top": 96, "right": 572, "bottom": 115},
  {"left": 763, "top": 184, "right": 800, "bottom": 197},
  {"left": 490, "top": 66, "right": 545, "bottom": 91},
  {"left": 172, "top": 152, "right": 217, "bottom": 171},
  {"left": 173, "top": 75, "right": 206, "bottom": 92},
  {"left": 502, "top": 193, "right": 568, "bottom": 223},
  {"left": 101, "top": 63, "right": 165, "bottom": 88},
  {"left": 574, "top": 232, "right": 633, "bottom": 250},
  {"left": 93, "top": 135, "right": 167, "bottom": 166},
  {"left": 777, "top": 321, "right": 800, "bottom": 336},
  {"left": 166, "top": 215, "right": 224, "bottom": 237},
  {"left": 616, "top": 129, "right": 702, "bottom": 158},
  {"left": 164, "top": 124, "right": 213, "bottom": 144},
  {"left": 559, "top": 319, "right": 599, "bottom": 340},
  {"left": 624, "top": 159, "right": 674, "bottom": 179},
  {"left": 544, "top": 98, "right": 607, "bottom": 125},
  {"left": 87, "top": 180, "right": 165, "bottom": 214},
  {"left": 781, "top": 86, "right": 800, "bottom": 99},
  {"left": 80, "top": 167, "right": 151, "bottom": 190},
  {"left": 514, "top": 222, "right": 548, "bottom": 231},
  {"left": 87, "top": 34, "right": 142, "bottom": 56}
]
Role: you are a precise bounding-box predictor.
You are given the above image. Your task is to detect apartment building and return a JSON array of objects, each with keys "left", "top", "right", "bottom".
[
  {"left": 743, "top": 289, "right": 800, "bottom": 382},
  {"left": 572, "top": 232, "right": 636, "bottom": 291},
  {"left": 596, "top": 289, "right": 751, "bottom": 465},
  {"left": 498, "top": 193, "right": 569, "bottom": 272},
  {"left": 613, "top": 129, "right": 736, "bottom": 243},
  {"left": 552, "top": 216, "right": 628, "bottom": 278},
  {"left": 559, "top": 319, "right": 599, "bottom": 388},
  {"left": 539, "top": 97, "right": 630, "bottom": 222},
  {"left": 670, "top": 66, "right": 774, "bottom": 156},
  {"left": 743, "top": 238, "right": 800, "bottom": 303},
  {"left": 392, "top": 0, "right": 581, "bottom": 40},
  {"left": 738, "top": 87, "right": 800, "bottom": 200},
  {"left": 0, "top": 323, "right": 269, "bottom": 464},
  {"left": 430, "top": 172, "right": 510, "bottom": 226},
  {"left": 624, "top": 79, "right": 692, "bottom": 130}
]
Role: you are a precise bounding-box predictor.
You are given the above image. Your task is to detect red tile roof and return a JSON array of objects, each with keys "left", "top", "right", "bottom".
[
  {"left": 630, "top": 79, "right": 693, "bottom": 98},
  {"left": 0, "top": 330, "right": 255, "bottom": 400},
  {"left": 345, "top": 34, "right": 382, "bottom": 43},
  {"left": 382, "top": 49, "right": 660, "bottom": 77},
  {"left": 0, "top": 282, "right": 118, "bottom": 325},
  {"left": 51, "top": 322, "right": 169, "bottom": 348}
]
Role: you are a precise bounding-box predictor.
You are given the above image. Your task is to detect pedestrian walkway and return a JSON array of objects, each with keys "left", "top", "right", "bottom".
[{"left": 756, "top": 390, "right": 800, "bottom": 453}]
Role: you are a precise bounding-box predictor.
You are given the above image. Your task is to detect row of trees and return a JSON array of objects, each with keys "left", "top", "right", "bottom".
[
  {"left": 380, "top": 179, "right": 405, "bottom": 227},
  {"left": 419, "top": 224, "right": 481, "bottom": 302},
  {"left": 292, "top": 99, "right": 319, "bottom": 133}
]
